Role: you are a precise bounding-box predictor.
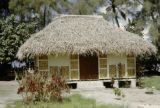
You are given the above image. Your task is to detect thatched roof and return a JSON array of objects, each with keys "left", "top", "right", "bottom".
[{"left": 17, "top": 15, "right": 156, "bottom": 59}]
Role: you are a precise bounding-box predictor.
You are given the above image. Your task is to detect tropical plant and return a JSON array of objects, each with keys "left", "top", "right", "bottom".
[
  {"left": 113, "top": 88, "right": 125, "bottom": 100},
  {"left": 104, "top": 0, "right": 142, "bottom": 27},
  {"left": 17, "top": 72, "right": 70, "bottom": 103}
]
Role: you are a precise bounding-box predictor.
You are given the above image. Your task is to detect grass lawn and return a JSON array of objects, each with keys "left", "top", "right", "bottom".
[
  {"left": 6, "top": 94, "right": 122, "bottom": 108},
  {"left": 141, "top": 76, "right": 160, "bottom": 90}
]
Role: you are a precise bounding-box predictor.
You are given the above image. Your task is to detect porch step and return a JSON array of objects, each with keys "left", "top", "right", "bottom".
[{"left": 77, "top": 81, "right": 105, "bottom": 89}]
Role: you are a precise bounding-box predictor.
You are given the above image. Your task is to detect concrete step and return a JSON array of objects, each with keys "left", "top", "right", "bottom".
[{"left": 77, "top": 81, "right": 105, "bottom": 89}]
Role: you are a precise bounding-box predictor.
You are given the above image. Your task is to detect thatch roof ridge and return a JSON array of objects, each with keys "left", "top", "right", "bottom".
[{"left": 17, "top": 15, "right": 156, "bottom": 59}]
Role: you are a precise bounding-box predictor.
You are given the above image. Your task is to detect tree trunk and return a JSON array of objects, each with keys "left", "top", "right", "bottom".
[
  {"left": 43, "top": 6, "right": 47, "bottom": 27},
  {"left": 112, "top": 0, "right": 120, "bottom": 27}
]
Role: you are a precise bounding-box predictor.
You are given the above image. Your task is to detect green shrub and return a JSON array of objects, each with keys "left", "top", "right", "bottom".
[
  {"left": 113, "top": 88, "right": 125, "bottom": 99},
  {"left": 17, "top": 72, "right": 70, "bottom": 103},
  {"left": 141, "top": 76, "right": 160, "bottom": 90}
]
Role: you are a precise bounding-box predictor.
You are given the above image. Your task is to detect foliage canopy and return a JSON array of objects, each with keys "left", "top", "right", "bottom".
[{"left": 0, "top": 15, "right": 35, "bottom": 62}]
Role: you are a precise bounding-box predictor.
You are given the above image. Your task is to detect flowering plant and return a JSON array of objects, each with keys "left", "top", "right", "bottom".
[{"left": 17, "top": 72, "right": 69, "bottom": 103}]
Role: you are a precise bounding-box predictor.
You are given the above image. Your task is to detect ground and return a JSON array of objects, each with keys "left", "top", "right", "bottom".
[
  {"left": 72, "top": 88, "right": 160, "bottom": 108},
  {"left": 0, "top": 81, "right": 21, "bottom": 108},
  {"left": 0, "top": 81, "right": 160, "bottom": 108}
]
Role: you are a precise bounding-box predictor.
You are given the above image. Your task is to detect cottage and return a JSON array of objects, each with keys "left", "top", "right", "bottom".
[{"left": 17, "top": 15, "right": 156, "bottom": 88}]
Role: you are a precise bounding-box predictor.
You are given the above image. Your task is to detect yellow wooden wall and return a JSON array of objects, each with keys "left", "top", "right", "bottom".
[{"left": 36, "top": 54, "right": 136, "bottom": 80}]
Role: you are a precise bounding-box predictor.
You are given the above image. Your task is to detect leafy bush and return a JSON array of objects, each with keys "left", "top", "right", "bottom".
[
  {"left": 113, "top": 88, "right": 125, "bottom": 100},
  {"left": 17, "top": 72, "right": 70, "bottom": 103},
  {"left": 0, "top": 15, "right": 35, "bottom": 62}
]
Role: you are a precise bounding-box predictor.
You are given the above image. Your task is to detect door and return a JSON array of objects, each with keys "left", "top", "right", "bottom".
[{"left": 79, "top": 54, "right": 98, "bottom": 80}]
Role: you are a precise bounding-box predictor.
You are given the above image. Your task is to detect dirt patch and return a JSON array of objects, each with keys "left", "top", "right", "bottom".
[
  {"left": 72, "top": 88, "right": 160, "bottom": 108},
  {"left": 0, "top": 81, "right": 21, "bottom": 108},
  {"left": 0, "top": 81, "right": 160, "bottom": 108}
]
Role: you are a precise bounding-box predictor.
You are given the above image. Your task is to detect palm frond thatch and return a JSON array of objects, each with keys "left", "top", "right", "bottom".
[{"left": 17, "top": 15, "right": 156, "bottom": 59}]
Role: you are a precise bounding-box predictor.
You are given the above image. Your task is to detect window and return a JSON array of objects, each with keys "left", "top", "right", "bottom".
[
  {"left": 99, "top": 69, "right": 107, "bottom": 78},
  {"left": 50, "top": 66, "right": 58, "bottom": 77},
  {"left": 99, "top": 54, "right": 107, "bottom": 58},
  {"left": 39, "top": 55, "right": 48, "bottom": 59},
  {"left": 127, "top": 55, "right": 136, "bottom": 77},
  {"left": 109, "top": 63, "right": 125, "bottom": 78},
  {"left": 70, "top": 61, "right": 78, "bottom": 69},
  {"left": 38, "top": 55, "right": 48, "bottom": 74},
  {"left": 50, "top": 66, "right": 69, "bottom": 79},
  {"left": 70, "top": 70, "right": 79, "bottom": 79},
  {"left": 127, "top": 58, "right": 135, "bottom": 67},
  {"left": 70, "top": 55, "right": 79, "bottom": 80},
  {"left": 61, "top": 66, "right": 69, "bottom": 79},
  {"left": 99, "top": 54, "right": 107, "bottom": 79},
  {"left": 128, "top": 68, "right": 135, "bottom": 76},
  {"left": 100, "top": 59, "right": 107, "bottom": 68},
  {"left": 39, "top": 61, "right": 48, "bottom": 70}
]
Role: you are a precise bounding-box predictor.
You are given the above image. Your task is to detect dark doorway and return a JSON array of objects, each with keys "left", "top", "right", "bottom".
[{"left": 79, "top": 54, "right": 98, "bottom": 80}]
